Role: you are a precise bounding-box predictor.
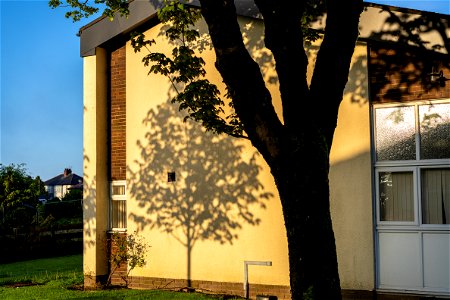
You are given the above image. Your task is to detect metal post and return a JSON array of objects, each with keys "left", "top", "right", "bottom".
[{"left": 243, "top": 260, "right": 272, "bottom": 299}]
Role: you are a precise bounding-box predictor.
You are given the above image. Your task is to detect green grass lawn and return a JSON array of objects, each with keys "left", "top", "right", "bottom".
[{"left": 0, "top": 255, "right": 239, "bottom": 299}]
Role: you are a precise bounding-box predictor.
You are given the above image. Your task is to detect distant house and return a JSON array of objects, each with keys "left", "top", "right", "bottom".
[{"left": 44, "top": 168, "right": 83, "bottom": 199}]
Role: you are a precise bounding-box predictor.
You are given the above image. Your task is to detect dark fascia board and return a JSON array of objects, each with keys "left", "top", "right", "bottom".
[
  {"left": 79, "top": 0, "right": 261, "bottom": 57},
  {"left": 79, "top": 0, "right": 449, "bottom": 57},
  {"left": 79, "top": 0, "right": 161, "bottom": 57}
]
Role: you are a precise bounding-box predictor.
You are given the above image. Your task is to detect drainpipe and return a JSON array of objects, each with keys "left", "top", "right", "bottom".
[{"left": 243, "top": 260, "right": 272, "bottom": 299}]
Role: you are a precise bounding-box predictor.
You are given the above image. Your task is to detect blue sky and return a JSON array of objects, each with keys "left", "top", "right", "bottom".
[
  {"left": 0, "top": 0, "right": 449, "bottom": 181},
  {"left": 370, "top": 0, "right": 449, "bottom": 13},
  {"left": 1, "top": 0, "right": 100, "bottom": 180}
]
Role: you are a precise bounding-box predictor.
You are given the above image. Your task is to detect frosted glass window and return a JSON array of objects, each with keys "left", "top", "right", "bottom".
[
  {"left": 112, "top": 185, "right": 125, "bottom": 196},
  {"left": 379, "top": 171, "right": 414, "bottom": 221},
  {"left": 421, "top": 169, "right": 450, "bottom": 224},
  {"left": 419, "top": 103, "right": 450, "bottom": 159},
  {"left": 111, "top": 200, "right": 127, "bottom": 229},
  {"left": 110, "top": 181, "right": 126, "bottom": 229},
  {"left": 376, "top": 107, "right": 416, "bottom": 161}
]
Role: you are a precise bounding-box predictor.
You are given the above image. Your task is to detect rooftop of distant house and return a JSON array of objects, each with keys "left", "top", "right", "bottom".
[{"left": 44, "top": 168, "right": 83, "bottom": 186}]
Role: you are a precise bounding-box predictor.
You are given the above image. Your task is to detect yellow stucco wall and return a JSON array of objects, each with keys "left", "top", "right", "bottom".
[
  {"left": 124, "top": 18, "right": 374, "bottom": 289},
  {"left": 126, "top": 18, "right": 289, "bottom": 286},
  {"left": 329, "top": 44, "right": 374, "bottom": 290},
  {"left": 83, "top": 16, "right": 374, "bottom": 291},
  {"left": 83, "top": 48, "right": 109, "bottom": 285}
]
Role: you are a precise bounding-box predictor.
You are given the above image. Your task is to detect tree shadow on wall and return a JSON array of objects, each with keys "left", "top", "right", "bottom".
[
  {"left": 128, "top": 101, "right": 273, "bottom": 286},
  {"left": 82, "top": 152, "right": 109, "bottom": 281},
  {"left": 150, "top": 1, "right": 449, "bottom": 108},
  {"left": 83, "top": 153, "right": 96, "bottom": 248},
  {"left": 350, "top": 6, "right": 449, "bottom": 105},
  {"left": 344, "top": 52, "right": 369, "bottom": 106}
]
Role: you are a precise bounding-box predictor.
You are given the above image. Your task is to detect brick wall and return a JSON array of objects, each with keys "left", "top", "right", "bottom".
[
  {"left": 110, "top": 45, "right": 126, "bottom": 181},
  {"left": 107, "top": 232, "right": 128, "bottom": 286},
  {"left": 108, "top": 44, "right": 127, "bottom": 286},
  {"left": 128, "top": 276, "right": 291, "bottom": 300},
  {"left": 369, "top": 45, "right": 450, "bottom": 103}
]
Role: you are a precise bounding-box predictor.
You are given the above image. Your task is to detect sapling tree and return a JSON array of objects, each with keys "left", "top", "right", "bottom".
[{"left": 107, "top": 232, "right": 150, "bottom": 286}]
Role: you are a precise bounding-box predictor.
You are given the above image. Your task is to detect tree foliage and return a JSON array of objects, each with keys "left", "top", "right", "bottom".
[
  {"left": 0, "top": 164, "right": 44, "bottom": 209},
  {"left": 61, "top": 188, "right": 83, "bottom": 201},
  {"left": 131, "top": 1, "right": 244, "bottom": 137},
  {"left": 49, "top": 0, "right": 129, "bottom": 22},
  {"left": 0, "top": 164, "right": 45, "bottom": 228},
  {"left": 107, "top": 232, "right": 150, "bottom": 286}
]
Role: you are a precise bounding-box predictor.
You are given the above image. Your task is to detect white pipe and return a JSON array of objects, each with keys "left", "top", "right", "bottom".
[{"left": 243, "top": 260, "right": 272, "bottom": 299}]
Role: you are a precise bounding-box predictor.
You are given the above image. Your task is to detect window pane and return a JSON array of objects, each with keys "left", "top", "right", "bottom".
[
  {"left": 111, "top": 200, "right": 127, "bottom": 228},
  {"left": 421, "top": 169, "right": 450, "bottom": 224},
  {"left": 379, "top": 171, "right": 414, "bottom": 221},
  {"left": 419, "top": 103, "right": 450, "bottom": 159},
  {"left": 375, "top": 107, "right": 416, "bottom": 161},
  {"left": 112, "top": 185, "right": 125, "bottom": 195}
]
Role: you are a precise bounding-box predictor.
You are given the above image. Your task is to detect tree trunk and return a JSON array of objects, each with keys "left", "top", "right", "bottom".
[
  {"left": 197, "top": 1, "right": 362, "bottom": 299},
  {"left": 270, "top": 129, "right": 341, "bottom": 300}
]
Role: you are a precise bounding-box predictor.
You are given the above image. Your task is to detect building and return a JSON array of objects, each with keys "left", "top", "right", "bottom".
[
  {"left": 44, "top": 168, "right": 83, "bottom": 199},
  {"left": 80, "top": 1, "right": 450, "bottom": 299}
]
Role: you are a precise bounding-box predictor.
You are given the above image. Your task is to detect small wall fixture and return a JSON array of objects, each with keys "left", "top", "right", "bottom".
[{"left": 167, "top": 171, "right": 176, "bottom": 182}]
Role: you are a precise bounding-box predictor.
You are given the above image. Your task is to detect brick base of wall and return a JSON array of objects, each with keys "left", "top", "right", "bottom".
[
  {"left": 84, "top": 272, "right": 449, "bottom": 300},
  {"left": 128, "top": 276, "right": 291, "bottom": 300},
  {"left": 125, "top": 277, "right": 449, "bottom": 300}
]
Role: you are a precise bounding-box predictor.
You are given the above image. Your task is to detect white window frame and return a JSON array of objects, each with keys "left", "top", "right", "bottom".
[
  {"left": 373, "top": 99, "right": 450, "bottom": 294},
  {"left": 373, "top": 99, "right": 450, "bottom": 168},
  {"left": 110, "top": 180, "right": 127, "bottom": 231},
  {"left": 417, "top": 165, "right": 450, "bottom": 230},
  {"left": 373, "top": 99, "right": 450, "bottom": 229},
  {"left": 375, "top": 167, "right": 418, "bottom": 226}
]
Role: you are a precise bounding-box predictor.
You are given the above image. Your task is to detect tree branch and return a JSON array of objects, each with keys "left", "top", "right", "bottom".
[
  {"left": 254, "top": 0, "right": 309, "bottom": 128},
  {"left": 309, "top": 0, "right": 363, "bottom": 148},
  {"left": 198, "top": 0, "right": 284, "bottom": 162}
]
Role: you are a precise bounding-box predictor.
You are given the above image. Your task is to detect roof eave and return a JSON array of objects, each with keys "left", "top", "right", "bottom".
[
  {"left": 79, "top": 0, "right": 449, "bottom": 57},
  {"left": 79, "top": 0, "right": 161, "bottom": 57}
]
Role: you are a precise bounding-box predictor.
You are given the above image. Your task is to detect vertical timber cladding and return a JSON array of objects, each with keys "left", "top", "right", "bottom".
[
  {"left": 108, "top": 44, "right": 127, "bottom": 286},
  {"left": 368, "top": 43, "right": 450, "bottom": 103}
]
